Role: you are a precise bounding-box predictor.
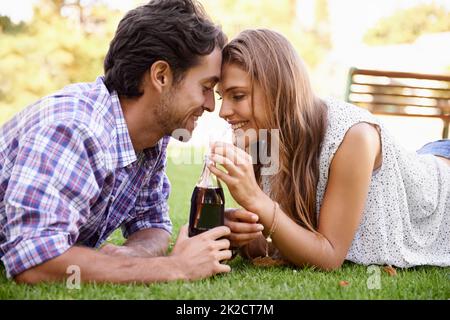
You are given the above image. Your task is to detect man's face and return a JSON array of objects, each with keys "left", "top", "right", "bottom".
[{"left": 155, "top": 48, "right": 222, "bottom": 140}]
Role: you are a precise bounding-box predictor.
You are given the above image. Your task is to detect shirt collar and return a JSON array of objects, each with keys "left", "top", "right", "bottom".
[
  {"left": 97, "top": 77, "right": 137, "bottom": 168},
  {"left": 112, "top": 92, "right": 137, "bottom": 168}
]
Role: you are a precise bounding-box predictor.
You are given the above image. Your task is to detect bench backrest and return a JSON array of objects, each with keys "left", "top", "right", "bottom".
[{"left": 345, "top": 68, "right": 450, "bottom": 138}]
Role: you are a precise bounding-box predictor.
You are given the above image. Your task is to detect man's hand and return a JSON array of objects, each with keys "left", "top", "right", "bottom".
[
  {"left": 169, "top": 225, "right": 232, "bottom": 281},
  {"left": 224, "top": 208, "right": 264, "bottom": 248}
]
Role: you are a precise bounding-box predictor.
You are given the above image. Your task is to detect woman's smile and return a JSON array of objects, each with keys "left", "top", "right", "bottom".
[{"left": 230, "top": 121, "right": 249, "bottom": 131}]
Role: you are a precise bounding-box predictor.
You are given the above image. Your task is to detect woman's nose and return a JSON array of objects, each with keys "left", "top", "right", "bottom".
[{"left": 219, "top": 100, "right": 234, "bottom": 120}]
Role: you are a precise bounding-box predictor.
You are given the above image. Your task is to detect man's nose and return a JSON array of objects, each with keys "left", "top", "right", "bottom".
[{"left": 203, "top": 91, "right": 215, "bottom": 112}]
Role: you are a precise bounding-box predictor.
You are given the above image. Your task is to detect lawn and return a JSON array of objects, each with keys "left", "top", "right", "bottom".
[{"left": 0, "top": 153, "right": 449, "bottom": 300}]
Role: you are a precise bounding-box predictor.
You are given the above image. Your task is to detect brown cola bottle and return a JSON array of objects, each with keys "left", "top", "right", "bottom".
[{"left": 188, "top": 155, "right": 225, "bottom": 237}]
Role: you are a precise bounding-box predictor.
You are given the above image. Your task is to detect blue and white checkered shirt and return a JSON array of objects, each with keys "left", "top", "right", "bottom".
[{"left": 0, "top": 76, "right": 172, "bottom": 278}]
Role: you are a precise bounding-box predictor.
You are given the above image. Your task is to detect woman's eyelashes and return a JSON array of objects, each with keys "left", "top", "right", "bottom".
[
  {"left": 215, "top": 89, "right": 247, "bottom": 101},
  {"left": 232, "top": 94, "right": 245, "bottom": 102},
  {"left": 215, "top": 93, "right": 246, "bottom": 102}
]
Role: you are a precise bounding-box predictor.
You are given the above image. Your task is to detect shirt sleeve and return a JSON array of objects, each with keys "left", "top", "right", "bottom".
[
  {"left": 0, "top": 122, "right": 104, "bottom": 278},
  {"left": 122, "top": 137, "right": 172, "bottom": 238}
]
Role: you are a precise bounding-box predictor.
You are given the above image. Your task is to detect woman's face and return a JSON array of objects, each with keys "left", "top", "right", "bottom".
[{"left": 217, "top": 63, "right": 267, "bottom": 148}]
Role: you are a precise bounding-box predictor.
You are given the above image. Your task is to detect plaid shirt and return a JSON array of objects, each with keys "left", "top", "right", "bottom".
[{"left": 0, "top": 77, "right": 172, "bottom": 278}]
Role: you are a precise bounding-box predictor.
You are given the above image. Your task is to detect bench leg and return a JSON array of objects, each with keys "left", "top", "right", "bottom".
[{"left": 443, "top": 119, "right": 449, "bottom": 139}]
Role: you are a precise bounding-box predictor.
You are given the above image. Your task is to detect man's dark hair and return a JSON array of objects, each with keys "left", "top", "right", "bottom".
[{"left": 104, "top": 0, "right": 226, "bottom": 98}]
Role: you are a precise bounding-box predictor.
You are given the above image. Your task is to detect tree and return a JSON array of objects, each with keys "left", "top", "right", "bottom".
[
  {"left": 364, "top": 3, "right": 450, "bottom": 45},
  {"left": 201, "top": 0, "right": 331, "bottom": 68},
  {"left": 0, "top": 15, "right": 26, "bottom": 34},
  {"left": 0, "top": 0, "right": 122, "bottom": 123}
]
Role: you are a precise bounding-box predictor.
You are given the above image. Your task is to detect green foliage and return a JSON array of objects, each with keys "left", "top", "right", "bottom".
[
  {"left": 0, "top": 15, "right": 26, "bottom": 34},
  {"left": 0, "top": 0, "right": 122, "bottom": 123},
  {"left": 364, "top": 3, "right": 450, "bottom": 45},
  {"left": 203, "top": 0, "right": 331, "bottom": 68}
]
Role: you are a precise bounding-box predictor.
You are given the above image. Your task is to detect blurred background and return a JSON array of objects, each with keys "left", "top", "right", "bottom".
[{"left": 1, "top": 0, "right": 450, "bottom": 155}]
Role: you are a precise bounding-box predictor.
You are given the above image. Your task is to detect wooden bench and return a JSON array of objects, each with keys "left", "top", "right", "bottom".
[{"left": 345, "top": 68, "right": 450, "bottom": 138}]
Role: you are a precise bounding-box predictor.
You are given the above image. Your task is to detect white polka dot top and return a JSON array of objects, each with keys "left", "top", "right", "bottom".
[{"left": 315, "top": 99, "right": 450, "bottom": 268}]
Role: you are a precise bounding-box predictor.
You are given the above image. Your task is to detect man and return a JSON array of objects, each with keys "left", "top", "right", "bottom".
[{"left": 0, "top": 0, "right": 232, "bottom": 284}]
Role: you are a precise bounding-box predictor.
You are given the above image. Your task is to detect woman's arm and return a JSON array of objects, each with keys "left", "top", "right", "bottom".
[{"left": 210, "top": 123, "right": 381, "bottom": 270}]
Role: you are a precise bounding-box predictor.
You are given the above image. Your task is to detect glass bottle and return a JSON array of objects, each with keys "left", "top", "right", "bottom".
[{"left": 188, "top": 155, "right": 225, "bottom": 237}]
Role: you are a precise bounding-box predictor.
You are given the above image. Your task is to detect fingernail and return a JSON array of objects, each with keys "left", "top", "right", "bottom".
[
  {"left": 252, "top": 215, "right": 259, "bottom": 221},
  {"left": 257, "top": 224, "right": 264, "bottom": 231}
]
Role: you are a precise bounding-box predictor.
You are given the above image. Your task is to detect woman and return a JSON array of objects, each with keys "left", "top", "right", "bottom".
[{"left": 209, "top": 29, "right": 450, "bottom": 270}]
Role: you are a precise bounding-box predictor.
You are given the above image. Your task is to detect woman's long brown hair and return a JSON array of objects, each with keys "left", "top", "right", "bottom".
[{"left": 223, "top": 29, "right": 327, "bottom": 231}]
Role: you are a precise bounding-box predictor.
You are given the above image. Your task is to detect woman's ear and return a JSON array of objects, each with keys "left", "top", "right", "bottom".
[{"left": 148, "top": 60, "right": 173, "bottom": 94}]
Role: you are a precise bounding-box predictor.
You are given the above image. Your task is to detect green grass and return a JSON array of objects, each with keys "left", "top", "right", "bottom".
[{"left": 0, "top": 152, "right": 449, "bottom": 300}]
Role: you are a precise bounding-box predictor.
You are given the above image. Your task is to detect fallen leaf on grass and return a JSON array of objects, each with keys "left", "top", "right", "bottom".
[
  {"left": 383, "top": 265, "right": 397, "bottom": 277},
  {"left": 252, "top": 256, "right": 289, "bottom": 267},
  {"left": 339, "top": 280, "right": 349, "bottom": 287}
]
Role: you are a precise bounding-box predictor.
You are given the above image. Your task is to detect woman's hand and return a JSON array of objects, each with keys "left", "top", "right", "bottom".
[
  {"left": 208, "top": 142, "right": 269, "bottom": 211},
  {"left": 224, "top": 208, "right": 264, "bottom": 248}
]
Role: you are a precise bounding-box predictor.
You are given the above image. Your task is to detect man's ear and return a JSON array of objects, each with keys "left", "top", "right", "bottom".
[{"left": 148, "top": 60, "right": 173, "bottom": 94}]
